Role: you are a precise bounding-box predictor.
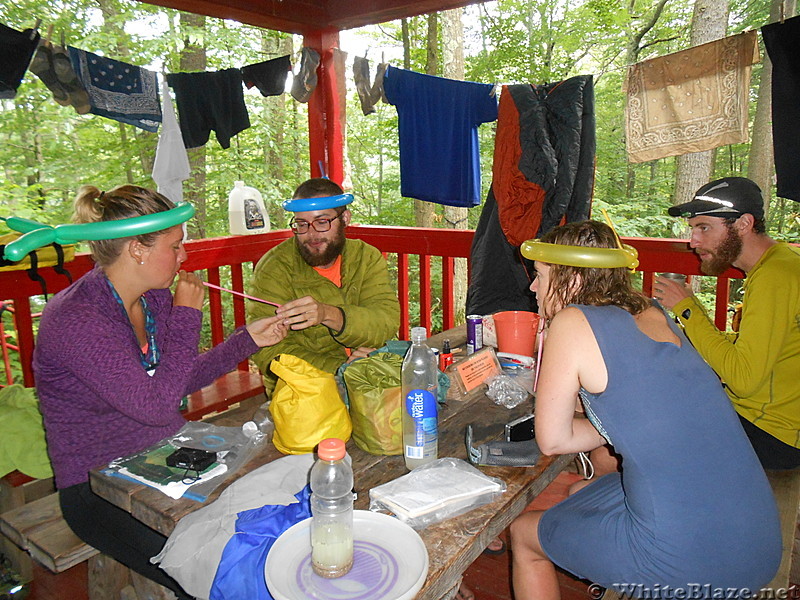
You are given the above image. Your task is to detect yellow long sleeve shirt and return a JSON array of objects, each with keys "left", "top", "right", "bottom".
[{"left": 674, "top": 242, "right": 800, "bottom": 449}]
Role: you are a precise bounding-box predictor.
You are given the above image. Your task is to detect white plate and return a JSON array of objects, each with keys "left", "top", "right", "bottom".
[{"left": 265, "top": 510, "right": 429, "bottom": 600}]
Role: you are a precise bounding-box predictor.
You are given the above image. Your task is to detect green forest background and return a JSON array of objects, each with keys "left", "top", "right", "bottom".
[{"left": 2, "top": 0, "right": 798, "bottom": 244}]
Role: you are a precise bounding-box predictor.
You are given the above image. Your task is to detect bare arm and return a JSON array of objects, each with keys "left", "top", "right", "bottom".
[{"left": 534, "top": 307, "right": 607, "bottom": 456}]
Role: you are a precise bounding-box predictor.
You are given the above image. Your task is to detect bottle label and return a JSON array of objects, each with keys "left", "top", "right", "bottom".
[
  {"left": 244, "top": 198, "right": 265, "bottom": 229},
  {"left": 405, "top": 389, "right": 437, "bottom": 447}
]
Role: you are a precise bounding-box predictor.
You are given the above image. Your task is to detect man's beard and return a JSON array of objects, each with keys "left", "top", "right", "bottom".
[
  {"left": 700, "top": 226, "right": 742, "bottom": 275},
  {"left": 296, "top": 228, "right": 346, "bottom": 267}
]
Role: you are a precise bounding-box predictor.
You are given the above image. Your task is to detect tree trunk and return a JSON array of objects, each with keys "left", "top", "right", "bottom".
[
  {"left": 672, "top": 0, "right": 730, "bottom": 207},
  {"left": 180, "top": 12, "right": 208, "bottom": 239},
  {"left": 748, "top": 0, "right": 796, "bottom": 221},
  {"left": 441, "top": 8, "right": 468, "bottom": 325},
  {"left": 413, "top": 14, "right": 438, "bottom": 228}
]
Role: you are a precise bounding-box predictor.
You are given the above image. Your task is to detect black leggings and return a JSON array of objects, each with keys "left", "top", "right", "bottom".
[
  {"left": 739, "top": 415, "right": 800, "bottom": 470},
  {"left": 59, "top": 482, "right": 193, "bottom": 599}
]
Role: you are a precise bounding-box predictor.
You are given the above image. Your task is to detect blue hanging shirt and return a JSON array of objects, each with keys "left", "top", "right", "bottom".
[{"left": 383, "top": 66, "right": 498, "bottom": 208}]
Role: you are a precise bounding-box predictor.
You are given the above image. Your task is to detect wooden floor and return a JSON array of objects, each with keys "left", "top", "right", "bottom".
[{"left": 24, "top": 471, "right": 588, "bottom": 600}]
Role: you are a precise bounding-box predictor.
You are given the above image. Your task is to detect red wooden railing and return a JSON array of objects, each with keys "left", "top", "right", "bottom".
[{"left": 0, "top": 225, "right": 747, "bottom": 388}]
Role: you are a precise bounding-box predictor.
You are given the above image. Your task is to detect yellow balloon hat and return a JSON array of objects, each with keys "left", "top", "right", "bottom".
[{"left": 520, "top": 210, "right": 639, "bottom": 270}]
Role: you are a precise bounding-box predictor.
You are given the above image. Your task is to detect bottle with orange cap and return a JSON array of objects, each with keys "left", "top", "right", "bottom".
[{"left": 310, "top": 438, "right": 354, "bottom": 578}]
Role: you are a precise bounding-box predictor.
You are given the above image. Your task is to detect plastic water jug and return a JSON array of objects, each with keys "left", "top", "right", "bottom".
[{"left": 228, "top": 181, "right": 269, "bottom": 235}]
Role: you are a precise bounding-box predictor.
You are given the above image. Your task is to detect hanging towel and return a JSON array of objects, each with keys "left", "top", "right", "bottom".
[
  {"left": 353, "top": 56, "right": 388, "bottom": 115},
  {"left": 68, "top": 47, "right": 161, "bottom": 131},
  {"left": 241, "top": 55, "right": 291, "bottom": 97},
  {"left": 167, "top": 68, "right": 250, "bottom": 149},
  {"left": 290, "top": 47, "right": 320, "bottom": 103},
  {"left": 624, "top": 31, "right": 759, "bottom": 163},
  {"left": 383, "top": 65, "right": 498, "bottom": 208},
  {"left": 152, "top": 454, "right": 314, "bottom": 600},
  {"left": 152, "top": 79, "right": 191, "bottom": 203},
  {"left": 29, "top": 41, "right": 91, "bottom": 114},
  {"left": 762, "top": 16, "right": 800, "bottom": 203},
  {"left": 0, "top": 23, "right": 40, "bottom": 99}
]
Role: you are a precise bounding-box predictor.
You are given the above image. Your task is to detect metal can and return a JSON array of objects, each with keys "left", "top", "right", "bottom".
[
  {"left": 466, "top": 315, "right": 483, "bottom": 355},
  {"left": 659, "top": 272, "right": 687, "bottom": 284}
]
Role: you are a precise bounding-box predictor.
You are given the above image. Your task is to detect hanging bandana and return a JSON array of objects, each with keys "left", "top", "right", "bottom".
[{"left": 107, "top": 278, "right": 159, "bottom": 373}]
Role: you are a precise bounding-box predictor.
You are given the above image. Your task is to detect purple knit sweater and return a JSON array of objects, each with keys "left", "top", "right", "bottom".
[{"left": 33, "top": 266, "right": 259, "bottom": 489}]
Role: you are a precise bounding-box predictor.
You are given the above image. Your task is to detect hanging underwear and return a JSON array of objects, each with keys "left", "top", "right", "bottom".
[
  {"left": 167, "top": 68, "right": 251, "bottom": 149},
  {"left": 241, "top": 55, "right": 291, "bottom": 97}
]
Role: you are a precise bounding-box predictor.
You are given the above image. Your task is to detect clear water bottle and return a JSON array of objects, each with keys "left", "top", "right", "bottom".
[
  {"left": 402, "top": 327, "right": 439, "bottom": 470},
  {"left": 310, "top": 438, "right": 353, "bottom": 578}
]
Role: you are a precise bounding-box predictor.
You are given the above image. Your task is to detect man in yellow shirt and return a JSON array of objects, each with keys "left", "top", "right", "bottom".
[{"left": 656, "top": 177, "right": 800, "bottom": 470}]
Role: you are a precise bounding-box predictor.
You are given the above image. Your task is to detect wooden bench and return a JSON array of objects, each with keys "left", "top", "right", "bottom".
[
  {"left": 600, "top": 468, "right": 800, "bottom": 600},
  {"left": 0, "top": 492, "right": 97, "bottom": 573},
  {"left": 0, "top": 369, "right": 265, "bottom": 592},
  {"left": 764, "top": 468, "right": 800, "bottom": 590}
]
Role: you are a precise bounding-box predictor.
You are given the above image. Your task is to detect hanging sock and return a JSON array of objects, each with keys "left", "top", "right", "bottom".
[
  {"left": 290, "top": 47, "right": 320, "bottom": 103},
  {"left": 241, "top": 55, "right": 291, "bottom": 97},
  {"left": 29, "top": 41, "right": 91, "bottom": 114},
  {"left": 352, "top": 56, "right": 388, "bottom": 116},
  {"left": 0, "top": 23, "right": 40, "bottom": 99},
  {"left": 68, "top": 47, "right": 161, "bottom": 131}
]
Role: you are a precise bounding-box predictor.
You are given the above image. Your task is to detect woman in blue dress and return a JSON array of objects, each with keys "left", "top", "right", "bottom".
[{"left": 510, "top": 220, "right": 780, "bottom": 599}]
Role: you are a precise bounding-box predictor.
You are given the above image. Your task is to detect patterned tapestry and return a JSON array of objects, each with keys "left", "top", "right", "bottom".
[{"left": 624, "top": 31, "right": 759, "bottom": 164}]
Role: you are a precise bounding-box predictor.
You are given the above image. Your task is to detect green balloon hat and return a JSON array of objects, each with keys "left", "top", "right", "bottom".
[{"left": 1, "top": 203, "right": 195, "bottom": 262}]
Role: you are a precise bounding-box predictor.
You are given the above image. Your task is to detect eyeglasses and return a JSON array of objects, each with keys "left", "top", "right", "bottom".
[{"left": 289, "top": 214, "right": 343, "bottom": 234}]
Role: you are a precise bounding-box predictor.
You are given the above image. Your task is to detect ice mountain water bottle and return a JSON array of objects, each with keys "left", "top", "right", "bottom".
[
  {"left": 310, "top": 438, "right": 354, "bottom": 578},
  {"left": 402, "top": 327, "right": 439, "bottom": 470}
]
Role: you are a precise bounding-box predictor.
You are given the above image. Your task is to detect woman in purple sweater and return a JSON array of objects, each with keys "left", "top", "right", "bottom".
[{"left": 33, "top": 185, "right": 287, "bottom": 599}]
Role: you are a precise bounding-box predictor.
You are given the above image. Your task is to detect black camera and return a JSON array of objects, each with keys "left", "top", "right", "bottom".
[
  {"left": 166, "top": 447, "right": 217, "bottom": 472},
  {"left": 505, "top": 414, "right": 535, "bottom": 442}
]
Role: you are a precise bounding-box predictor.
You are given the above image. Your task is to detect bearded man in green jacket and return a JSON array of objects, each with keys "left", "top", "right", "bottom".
[{"left": 247, "top": 178, "right": 400, "bottom": 394}]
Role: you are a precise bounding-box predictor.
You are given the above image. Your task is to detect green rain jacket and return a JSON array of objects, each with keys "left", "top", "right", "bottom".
[{"left": 247, "top": 237, "right": 400, "bottom": 393}]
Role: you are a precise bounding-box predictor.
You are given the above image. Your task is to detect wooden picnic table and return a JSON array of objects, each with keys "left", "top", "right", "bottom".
[{"left": 90, "top": 332, "right": 573, "bottom": 600}]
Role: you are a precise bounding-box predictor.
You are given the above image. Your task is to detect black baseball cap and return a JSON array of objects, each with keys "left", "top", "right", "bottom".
[{"left": 667, "top": 177, "right": 764, "bottom": 220}]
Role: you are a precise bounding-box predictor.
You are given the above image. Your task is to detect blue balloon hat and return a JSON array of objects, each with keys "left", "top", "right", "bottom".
[{"left": 281, "top": 194, "right": 354, "bottom": 213}]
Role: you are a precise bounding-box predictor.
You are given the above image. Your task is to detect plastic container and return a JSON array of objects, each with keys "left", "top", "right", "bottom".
[
  {"left": 310, "top": 438, "right": 354, "bottom": 578},
  {"left": 401, "top": 327, "right": 438, "bottom": 470},
  {"left": 493, "top": 311, "right": 540, "bottom": 358},
  {"left": 228, "top": 180, "right": 269, "bottom": 235}
]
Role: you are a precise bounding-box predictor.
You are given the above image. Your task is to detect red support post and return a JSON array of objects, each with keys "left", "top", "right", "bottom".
[
  {"left": 419, "top": 255, "right": 432, "bottom": 333},
  {"left": 441, "top": 256, "right": 455, "bottom": 331},
  {"left": 397, "top": 253, "right": 409, "bottom": 341},
  {"left": 303, "top": 29, "right": 344, "bottom": 184}
]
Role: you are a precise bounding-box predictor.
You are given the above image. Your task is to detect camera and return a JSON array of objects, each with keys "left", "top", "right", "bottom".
[
  {"left": 505, "top": 414, "right": 535, "bottom": 442},
  {"left": 166, "top": 447, "right": 217, "bottom": 472}
]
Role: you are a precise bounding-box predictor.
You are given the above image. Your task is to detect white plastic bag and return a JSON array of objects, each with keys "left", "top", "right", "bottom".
[{"left": 368, "top": 457, "right": 506, "bottom": 529}]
